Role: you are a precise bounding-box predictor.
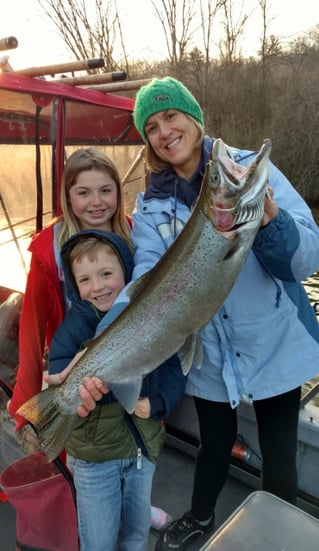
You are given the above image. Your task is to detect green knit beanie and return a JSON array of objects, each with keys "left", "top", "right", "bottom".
[{"left": 133, "top": 77, "right": 204, "bottom": 141}]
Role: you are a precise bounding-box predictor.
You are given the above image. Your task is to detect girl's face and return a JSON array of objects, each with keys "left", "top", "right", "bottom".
[
  {"left": 144, "top": 110, "right": 201, "bottom": 180},
  {"left": 72, "top": 248, "right": 125, "bottom": 312},
  {"left": 69, "top": 170, "right": 118, "bottom": 230}
]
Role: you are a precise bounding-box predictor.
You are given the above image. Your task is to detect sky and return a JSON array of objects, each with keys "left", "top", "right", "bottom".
[{"left": 0, "top": 0, "right": 318, "bottom": 70}]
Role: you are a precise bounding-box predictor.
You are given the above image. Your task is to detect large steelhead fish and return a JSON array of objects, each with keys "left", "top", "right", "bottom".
[{"left": 18, "top": 138, "right": 272, "bottom": 461}]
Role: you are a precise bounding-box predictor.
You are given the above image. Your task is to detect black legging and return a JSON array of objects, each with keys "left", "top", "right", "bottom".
[{"left": 191, "top": 387, "right": 301, "bottom": 520}]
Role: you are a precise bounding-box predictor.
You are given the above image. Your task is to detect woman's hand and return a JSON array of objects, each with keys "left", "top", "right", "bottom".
[{"left": 261, "top": 187, "right": 278, "bottom": 226}]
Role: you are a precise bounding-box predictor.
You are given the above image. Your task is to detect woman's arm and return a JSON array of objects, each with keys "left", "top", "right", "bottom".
[{"left": 254, "top": 163, "right": 319, "bottom": 282}]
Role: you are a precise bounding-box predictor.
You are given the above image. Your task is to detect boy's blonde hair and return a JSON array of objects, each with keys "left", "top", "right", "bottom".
[
  {"left": 65, "top": 231, "right": 134, "bottom": 284},
  {"left": 57, "top": 148, "right": 132, "bottom": 250},
  {"left": 69, "top": 237, "right": 117, "bottom": 268}
]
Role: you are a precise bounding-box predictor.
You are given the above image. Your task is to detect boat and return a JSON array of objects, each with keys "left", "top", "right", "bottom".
[{"left": 1, "top": 40, "right": 319, "bottom": 550}]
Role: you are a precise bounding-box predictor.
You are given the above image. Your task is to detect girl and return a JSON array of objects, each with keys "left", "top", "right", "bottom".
[
  {"left": 9, "top": 147, "right": 171, "bottom": 532},
  {"left": 8, "top": 148, "right": 131, "bottom": 430}
]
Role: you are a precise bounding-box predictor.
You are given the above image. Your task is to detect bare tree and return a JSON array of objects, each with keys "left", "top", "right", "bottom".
[
  {"left": 258, "top": 1, "right": 281, "bottom": 62},
  {"left": 197, "top": 0, "right": 224, "bottom": 116},
  {"left": 218, "top": 0, "right": 249, "bottom": 64},
  {"left": 151, "top": 0, "right": 197, "bottom": 71},
  {"left": 259, "top": 0, "right": 268, "bottom": 66},
  {"left": 37, "top": 0, "right": 129, "bottom": 73}
]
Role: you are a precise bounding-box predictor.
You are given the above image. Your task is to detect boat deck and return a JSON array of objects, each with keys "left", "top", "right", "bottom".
[
  {"left": 148, "top": 444, "right": 252, "bottom": 550},
  {"left": 2, "top": 440, "right": 319, "bottom": 551},
  {"left": 0, "top": 443, "right": 251, "bottom": 551}
]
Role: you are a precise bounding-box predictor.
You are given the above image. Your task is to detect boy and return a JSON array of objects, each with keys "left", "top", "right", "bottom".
[{"left": 48, "top": 229, "right": 186, "bottom": 551}]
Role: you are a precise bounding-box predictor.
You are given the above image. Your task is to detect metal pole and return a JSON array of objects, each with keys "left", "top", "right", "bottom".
[{"left": 0, "top": 192, "right": 27, "bottom": 275}]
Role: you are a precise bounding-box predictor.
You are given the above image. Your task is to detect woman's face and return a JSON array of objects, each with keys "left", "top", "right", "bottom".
[
  {"left": 69, "top": 169, "right": 118, "bottom": 230},
  {"left": 144, "top": 110, "right": 201, "bottom": 179}
]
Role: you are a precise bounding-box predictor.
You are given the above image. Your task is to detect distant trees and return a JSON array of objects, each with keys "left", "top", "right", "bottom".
[
  {"left": 218, "top": 0, "right": 249, "bottom": 63},
  {"left": 37, "top": 0, "right": 319, "bottom": 202},
  {"left": 37, "top": 0, "right": 130, "bottom": 74},
  {"left": 150, "top": 0, "right": 197, "bottom": 71}
]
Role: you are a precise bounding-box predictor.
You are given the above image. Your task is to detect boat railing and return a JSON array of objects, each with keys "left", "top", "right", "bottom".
[{"left": 300, "top": 381, "right": 319, "bottom": 408}]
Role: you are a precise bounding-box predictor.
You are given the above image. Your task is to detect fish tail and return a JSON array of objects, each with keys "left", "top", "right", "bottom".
[{"left": 17, "top": 387, "right": 78, "bottom": 462}]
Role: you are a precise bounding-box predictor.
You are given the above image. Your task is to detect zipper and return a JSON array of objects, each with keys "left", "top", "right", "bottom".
[{"left": 137, "top": 447, "right": 142, "bottom": 470}]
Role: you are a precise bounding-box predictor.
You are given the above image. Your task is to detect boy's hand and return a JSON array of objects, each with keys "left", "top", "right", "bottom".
[
  {"left": 134, "top": 397, "right": 151, "bottom": 419},
  {"left": 44, "top": 349, "right": 109, "bottom": 417},
  {"left": 44, "top": 349, "right": 87, "bottom": 386},
  {"left": 77, "top": 377, "right": 109, "bottom": 417}
]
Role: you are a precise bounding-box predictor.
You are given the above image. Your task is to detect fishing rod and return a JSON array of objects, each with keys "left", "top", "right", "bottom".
[{"left": 0, "top": 191, "right": 27, "bottom": 275}]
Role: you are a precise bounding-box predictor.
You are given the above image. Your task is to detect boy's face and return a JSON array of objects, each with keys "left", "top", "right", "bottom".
[{"left": 72, "top": 249, "right": 125, "bottom": 312}]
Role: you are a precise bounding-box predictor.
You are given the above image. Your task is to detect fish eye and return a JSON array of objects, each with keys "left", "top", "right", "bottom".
[{"left": 210, "top": 169, "right": 220, "bottom": 185}]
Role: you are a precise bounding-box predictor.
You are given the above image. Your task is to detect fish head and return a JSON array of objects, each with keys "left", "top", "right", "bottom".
[{"left": 207, "top": 138, "right": 272, "bottom": 233}]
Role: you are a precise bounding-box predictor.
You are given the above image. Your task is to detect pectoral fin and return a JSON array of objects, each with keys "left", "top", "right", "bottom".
[
  {"left": 178, "top": 334, "right": 203, "bottom": 375},
  {"left": 109, "top": 377, "right": 143, "bottom": 413}
]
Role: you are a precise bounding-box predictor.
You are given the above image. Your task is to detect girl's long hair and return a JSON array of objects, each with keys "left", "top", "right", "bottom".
[{"left": 57, "top": 148, "right": 132, "bottom": 251}]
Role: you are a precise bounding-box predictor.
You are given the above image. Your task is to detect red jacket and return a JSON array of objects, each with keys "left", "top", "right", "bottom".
[{"left": 8, "top": 221, "right": 65, "bottom": 429}]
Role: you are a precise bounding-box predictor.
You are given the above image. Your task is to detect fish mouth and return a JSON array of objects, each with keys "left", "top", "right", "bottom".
[
  {"left": 210, "top": 138, "right": 271, "bottom": 232},
  {"left": 211, "top": 192, "right": 265, "bottom": 231}
]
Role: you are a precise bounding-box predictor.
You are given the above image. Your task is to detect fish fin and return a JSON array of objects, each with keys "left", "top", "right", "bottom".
[
  {"left": 109, "top": 377, "right": 143, "bottom": 413},
  {"left": 178, "top": 335, "right": 196, "bottom": 375},
  {"left": 178, "top": 335, "right": 203, "bottom": 374},
  {"left": 193, "top": 335, "right": 204, "bottom": 370},
  {"left": 17, "top": 387, "right": 78, "bottom": 462}
]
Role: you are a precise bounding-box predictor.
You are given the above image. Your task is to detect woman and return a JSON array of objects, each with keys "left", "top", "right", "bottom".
[{"left": 47, "top": 77, "right": 319, "bottom": 550}]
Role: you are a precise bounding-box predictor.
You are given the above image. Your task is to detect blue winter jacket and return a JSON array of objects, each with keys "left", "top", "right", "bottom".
[
  {"left": 48, "top": 230, "right": 186, "bottom": 420},
  {"left": 96, "top": 136, "right": 319, "bottom": 407}
]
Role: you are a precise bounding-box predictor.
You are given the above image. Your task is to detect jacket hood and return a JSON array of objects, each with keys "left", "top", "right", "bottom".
[{"left": 61, "top": 229, "right": 134, "bottom": 306}]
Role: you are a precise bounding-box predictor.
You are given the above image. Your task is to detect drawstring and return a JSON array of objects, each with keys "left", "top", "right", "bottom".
[
  {"left": 274, "top": 285, "right": 281, "bottom": 307},
  {"left": 255, "top": 254, "right": 282, "bottom": 308}
]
